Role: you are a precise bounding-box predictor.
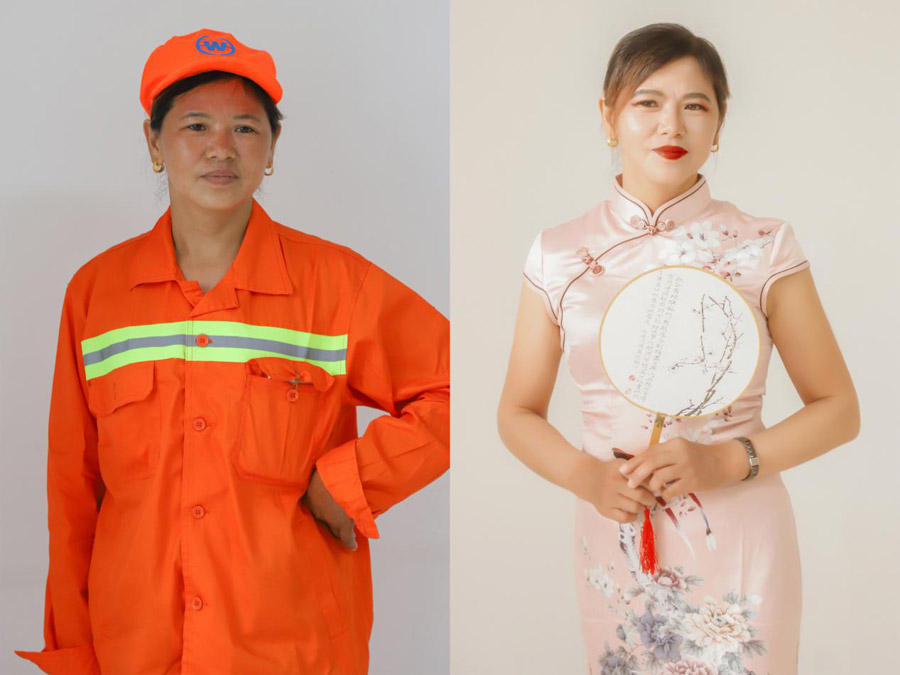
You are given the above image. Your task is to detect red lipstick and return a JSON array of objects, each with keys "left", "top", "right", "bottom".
[{"left": 654, "top": 146, "right": 688, "bottom": 160}]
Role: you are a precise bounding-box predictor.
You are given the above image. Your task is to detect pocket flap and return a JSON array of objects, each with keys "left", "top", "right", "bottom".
[
  {"left": 87, "top": 361, "right": 155, "bottom": 416},
  {"left": 247, "top": 358, "right": 335, "bottom": 392}
]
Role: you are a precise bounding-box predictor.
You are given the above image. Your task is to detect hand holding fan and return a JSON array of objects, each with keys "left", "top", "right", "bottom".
[{"left": 599, "top": 265, "right": 760, "bottom": 575}]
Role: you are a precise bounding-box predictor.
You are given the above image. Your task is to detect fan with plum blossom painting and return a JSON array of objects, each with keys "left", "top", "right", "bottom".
[{"left": 599, "top": 265, "right": 761, "bottom": 575}]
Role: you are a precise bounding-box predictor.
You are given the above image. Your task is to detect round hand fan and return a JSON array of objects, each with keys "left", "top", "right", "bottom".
[{"left": 599, "top": 265, "right": 761, "bottom": 574}]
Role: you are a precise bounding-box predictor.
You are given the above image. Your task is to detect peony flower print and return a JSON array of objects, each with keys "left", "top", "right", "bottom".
[
  {"left": 585, "top": 519, "right": 767, "bottom": 673},
  {"left": 598, "top": 643, "right": 643, "bottom": 675},
  {"left": 638, "top": 610, "right": 683, "bottom": 660},
  {"left": 661, "top": 657, "right": 717, "bottom": 675},
  {"left": 681, "top": 595, "right": 753, "bottom": 662}
]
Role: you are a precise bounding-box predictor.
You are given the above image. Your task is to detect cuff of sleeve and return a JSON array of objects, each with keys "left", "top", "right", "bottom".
[
  {"left": 14, "top": 644, "right": 101, "bottom": 674},
  {"left": 315, "top": 440, "right": 380, "bottom": 539}
]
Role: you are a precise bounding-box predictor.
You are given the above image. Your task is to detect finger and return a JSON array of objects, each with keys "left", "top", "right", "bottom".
[
  {"left": 624, "top": 460, "right": 655, "bottom": 490},
  {"left": 326, "top": 522, "right": 341, "bottom": 540},
  {"left": 648, "top": 465, "right": 680, "bottom": 494},
  {"left": 618, "top": 454, "right": 642, "bottom": 477},
  {"left": 341, "top": 526, "right": 358, "bottom": 551},
  {"left": 621, "top": 482, "right": 656, "bottom": 507},
  {"left": 609, "top": 507, "right": 637, "bottom": 524},
  {"left": 627, "top": 454, "right": 678, "bottom": 490},
  {"left": 615, "top": 496, "right": 644, "bottom": 516},
  {"left": 633, "top": 485, "right": 658, "bottom": 507},
  {"left": 661, "top": 479, "right": 687, "bottom": 502}
]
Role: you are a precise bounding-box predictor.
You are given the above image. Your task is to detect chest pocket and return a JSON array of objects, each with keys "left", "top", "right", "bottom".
[
  {"left": 87, "top": 361, "right": 160, "bottom": 480},
  {"left": 233, "top": 358, "right": 337, "bottom": 488}
]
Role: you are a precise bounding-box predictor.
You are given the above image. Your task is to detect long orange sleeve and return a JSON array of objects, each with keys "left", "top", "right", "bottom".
[
  {"left": 314, "top": 262, "right": 450, "bottom": 539},
  {"left": 15, "top": 282, "right": 103, "bottom": 674}
]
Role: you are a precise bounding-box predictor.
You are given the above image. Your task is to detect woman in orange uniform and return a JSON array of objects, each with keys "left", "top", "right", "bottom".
[{"left": 14, "top": 28, "right": 449, "bottom": 674}]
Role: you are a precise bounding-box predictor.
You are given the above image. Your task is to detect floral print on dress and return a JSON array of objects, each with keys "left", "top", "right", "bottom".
[
  {"left": 648, "top": 221, "right": 777, "bottom": 283},
  {"left": 585, "top": 405, "right": 765, "bottom": 674},
  {"left": 583, "top": 530, "right": 767, "bottom": 675}
]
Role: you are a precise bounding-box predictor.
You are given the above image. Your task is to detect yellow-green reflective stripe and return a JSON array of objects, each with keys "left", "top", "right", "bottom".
[{"left": 81, "top": 320, "right": 347, "bottom": 354}]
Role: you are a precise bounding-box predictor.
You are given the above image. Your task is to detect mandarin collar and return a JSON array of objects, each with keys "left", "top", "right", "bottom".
[
  {"left": 610, "top": 173, "right": 712, "bottom": 235},
  {"left": 128, "top": 197, "right": 292, "bottom": 295}
]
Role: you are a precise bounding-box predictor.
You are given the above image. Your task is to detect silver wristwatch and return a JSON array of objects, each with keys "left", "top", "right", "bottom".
[{"left": 735, "top": 436, "right": 759, "bottom": 481}]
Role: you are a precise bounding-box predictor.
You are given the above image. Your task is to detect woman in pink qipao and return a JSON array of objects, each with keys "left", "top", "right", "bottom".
[{"left": 497, "top": 23, "right": 860, "bottom": 675}]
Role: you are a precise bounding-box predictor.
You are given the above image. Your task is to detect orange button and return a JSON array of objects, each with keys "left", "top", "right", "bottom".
[
  {"left": 191, "top": 505, "right": 206, "bottom": 519},
  {"left": 190, "top": 596, "right": 203, "bottom": 611},
  {"left": 195, "top": 334, "right": 210, "bottom": 347},
  {"left": 286, "top": 389, "right": 299, "bottom": 402},
  {"left": 192, "top": 417, "right": 207, "bottom": 432}
]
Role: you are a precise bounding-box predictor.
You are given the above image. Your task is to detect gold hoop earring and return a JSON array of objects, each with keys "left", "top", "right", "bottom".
[
  {"left": 152, "top": 161, "right": 164, "bottom": 173},
  {"left": 711, "top": 143, "right": 719, "bottom": 153},
  {"left": 606, "top": 137, "right": 618, "bottom": 148},
  {"left": 264, "top": 165, "right": 274, "bottom": 176}
]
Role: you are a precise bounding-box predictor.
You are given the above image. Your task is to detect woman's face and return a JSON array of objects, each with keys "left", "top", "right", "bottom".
[
  {"left": 602, "top": 56, "right": 720, "bottom": 190},
  {"left": 144, "top": 78, "right": 280, "bottom": 213}
]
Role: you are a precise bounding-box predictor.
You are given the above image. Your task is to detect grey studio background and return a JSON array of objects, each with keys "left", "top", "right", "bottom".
[
  {"left": 451, "top": 1, "right": 899, "bottom": 674},
  {"left": 0, "top": 2, "right": 448, "bottom": 674}
]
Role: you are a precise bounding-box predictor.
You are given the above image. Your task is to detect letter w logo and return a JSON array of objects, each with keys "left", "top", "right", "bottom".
[
  {"left": 195, "top": 36, "right": 235, "bottom": 56},
  {"left": 200, "top": 40, "right": 228, "bottom": 52}
]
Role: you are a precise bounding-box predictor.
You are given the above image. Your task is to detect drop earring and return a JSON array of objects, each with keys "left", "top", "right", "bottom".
[{"left": 606, "top": 137, "right": 618, "bottom": 148}]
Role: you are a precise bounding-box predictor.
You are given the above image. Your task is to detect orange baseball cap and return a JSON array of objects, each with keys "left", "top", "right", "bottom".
[{"left": 140, "top": 28, "right": 283, "bottom": 116}]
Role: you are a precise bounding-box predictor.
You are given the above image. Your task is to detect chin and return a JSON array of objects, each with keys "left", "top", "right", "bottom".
[
  {"left": 644, "top": 161, "right": 695, "bottom": 186},
  {"left": 188, "top": 188, "right": 251, "bottom": 212}
]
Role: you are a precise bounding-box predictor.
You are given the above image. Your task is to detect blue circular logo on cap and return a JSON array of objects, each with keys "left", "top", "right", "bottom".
[{"left": 195, "top": 35, "right": 236, "bottom": 56}]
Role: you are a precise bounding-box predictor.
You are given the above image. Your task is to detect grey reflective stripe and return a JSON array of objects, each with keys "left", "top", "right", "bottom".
[{"left": 82, "top": 334, "right": 188, "bottom": 366}]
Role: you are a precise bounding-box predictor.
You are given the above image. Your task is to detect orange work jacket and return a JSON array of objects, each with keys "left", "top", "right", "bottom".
[{"left": 14, "top": 197, "right": 450, "bottom": 674}]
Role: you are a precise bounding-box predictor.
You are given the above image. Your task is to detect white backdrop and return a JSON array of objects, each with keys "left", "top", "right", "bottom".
[
  {"left": 451, "top": 1, "right": 899, "bottom": 673},
  {"left": 0, "top": 2, "right": 448, "bottom": 674}
]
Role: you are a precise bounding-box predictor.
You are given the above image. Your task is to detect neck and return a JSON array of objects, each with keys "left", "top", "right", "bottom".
[
  {"left": 620, "top": 171, "right": 699, "bottom": 215},
  {"left": 169, "top": 197, "right": 252, "bottom": 266}
]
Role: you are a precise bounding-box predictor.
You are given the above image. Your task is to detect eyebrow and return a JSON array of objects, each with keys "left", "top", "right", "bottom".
[
  {"left": 632, "top": 89, "right": 712, "bottom": 103},
  {"left": 179, "top": 112, "right": 264, "bottom": 122}
]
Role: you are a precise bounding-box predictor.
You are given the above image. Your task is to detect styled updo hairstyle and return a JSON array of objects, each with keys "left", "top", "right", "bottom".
[{"left": 603, "top": 23, "right": 730, "bottom": 135}]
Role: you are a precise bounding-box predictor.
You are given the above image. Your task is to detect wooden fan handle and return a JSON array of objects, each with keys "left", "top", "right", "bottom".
[{"left": 648, "top": 412, "right": 665, "bottom": 446}]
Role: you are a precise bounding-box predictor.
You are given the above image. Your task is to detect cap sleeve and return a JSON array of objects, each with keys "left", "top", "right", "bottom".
[
  {"left": 760, "top": 221, "right": 811, "bottom": 317},
  {"left": 522, "top": 231, "right": 559, "bottom": 325}
]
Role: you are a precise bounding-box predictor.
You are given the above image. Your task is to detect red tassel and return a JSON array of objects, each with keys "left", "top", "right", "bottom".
[{"left": 639, "top": 505, "right": 657, "bottom": 576}]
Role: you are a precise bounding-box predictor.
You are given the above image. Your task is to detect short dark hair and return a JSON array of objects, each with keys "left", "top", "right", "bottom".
[
  {"left": 148, "top": 70, "right": 283, "bottom": 135},
  {"left": 603, "top": 23, "right": 730, "bottom": 132}
]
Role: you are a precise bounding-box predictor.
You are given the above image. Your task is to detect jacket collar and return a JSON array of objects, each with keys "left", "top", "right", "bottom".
[
  {"left": 610, "top": 173, "right": 712, "bottom": 234},
  {"left": 128, "top": 197, "right": 293, "bottom": 295}
]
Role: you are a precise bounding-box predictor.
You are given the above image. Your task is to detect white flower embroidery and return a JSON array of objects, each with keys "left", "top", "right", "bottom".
[
  {"left": 657, "top": 222, "right": 721, "bottom": 266},
  {"left": 718, "top": 234, "right": 773, "bottom": 267},
  {"left": 586, "top": 563, "right": 616, "bottom": 597},
  {"left": 649, "top": 221, "right": 775, "bottom": 283},
  {"left": 688, "top": 221, "right": 723, "bottom": 249}
]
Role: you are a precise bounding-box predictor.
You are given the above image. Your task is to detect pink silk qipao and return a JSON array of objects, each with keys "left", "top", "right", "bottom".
[{"left": 523, "top": 173, "right": 809, "bottom": 675}]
